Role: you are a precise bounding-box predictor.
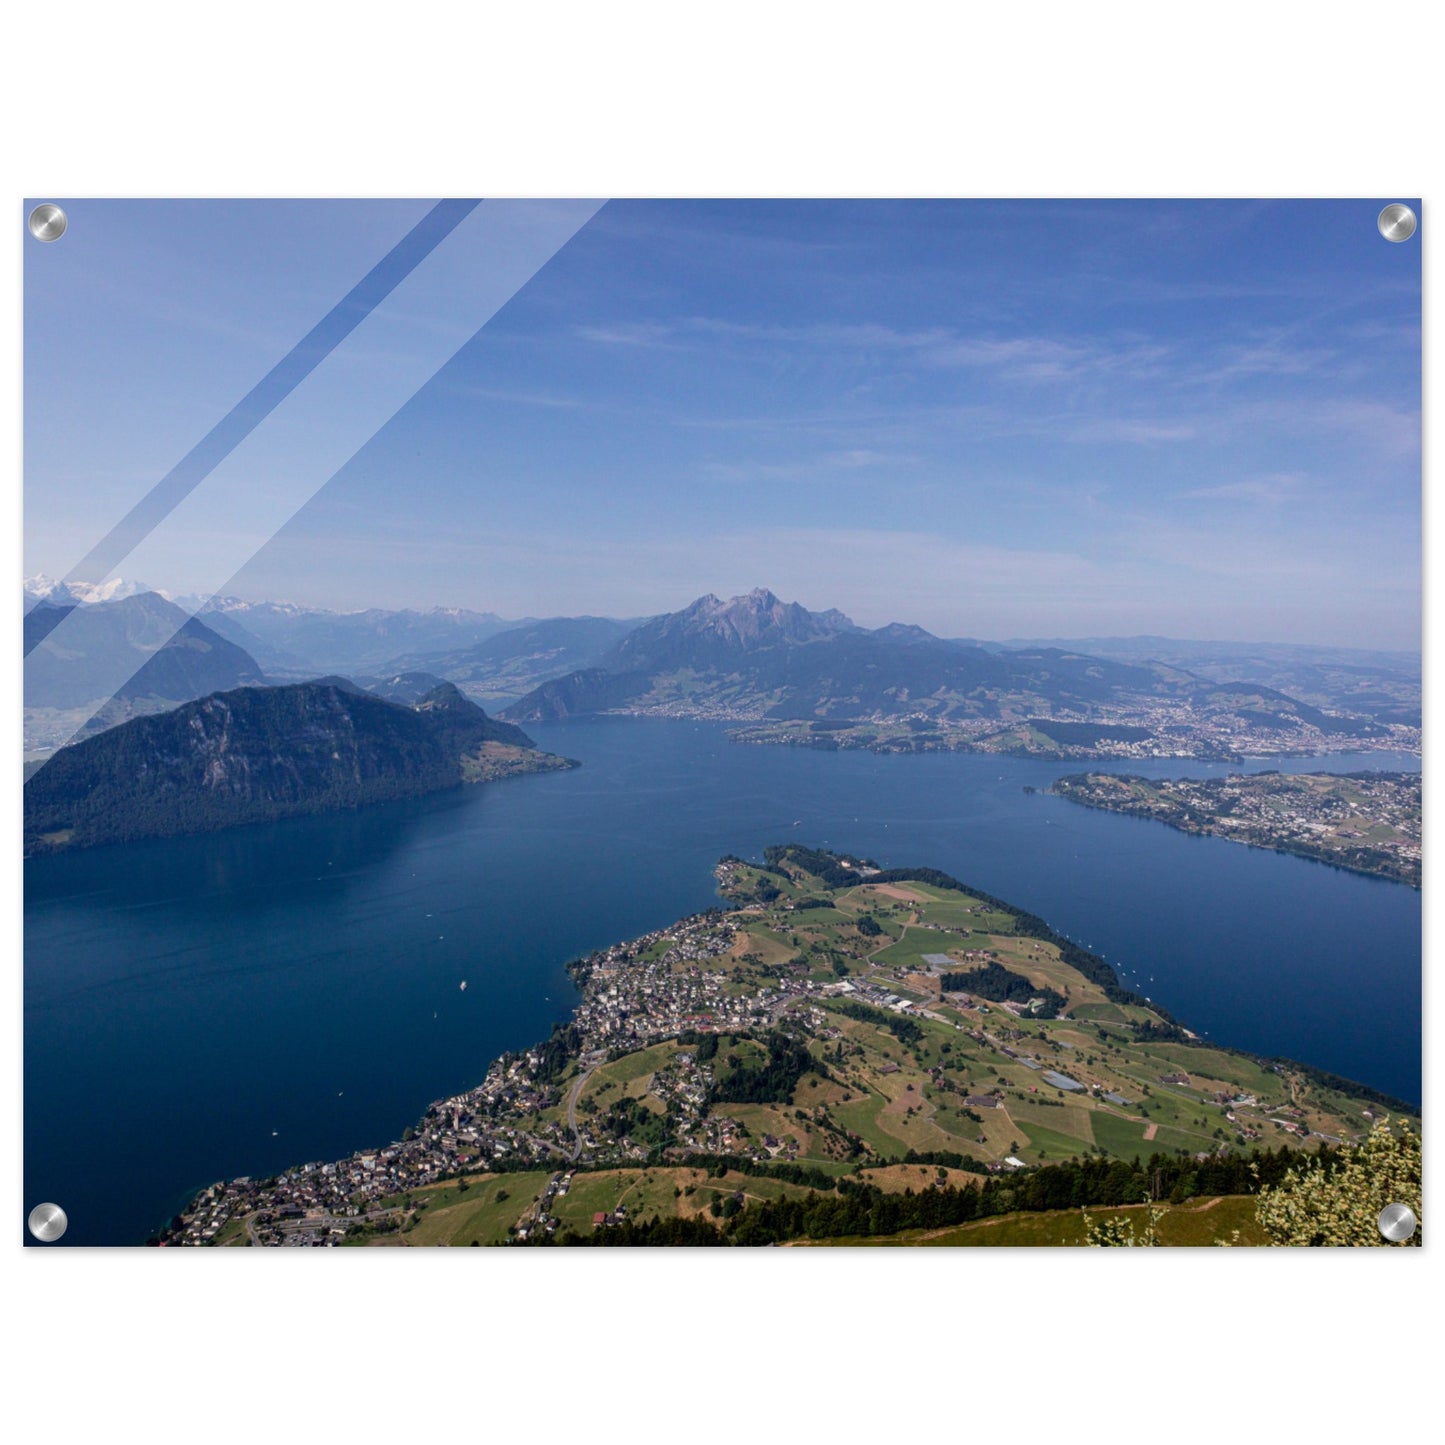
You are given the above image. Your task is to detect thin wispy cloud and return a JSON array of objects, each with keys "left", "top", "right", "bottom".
[
  {"left": 1193, "top": 341, "right": 1339, "bottom": 385},
  {"left": 920, "top": 334, "right": 1172, "bottom": 382},
  {"left": 1182, "top": 472, "right": 1309, "bottom": 504},
  {"left": 580, "top": 314, "right": 1173, "bottom": 385},
  {"left": 573, "top": 321, "right": 678, "bottom": 347},
  {"left": 446, "top": 383, "right": 587, "bottom": 411},
  {"left": 1068, "top": 419, "right": 1197, "bottom": 445},
  {"left": 28, "top": 200, "right": 1420, "bottom": 650},
  {"left": 698, "top": 448, "right": 915, "bottom": 484}
]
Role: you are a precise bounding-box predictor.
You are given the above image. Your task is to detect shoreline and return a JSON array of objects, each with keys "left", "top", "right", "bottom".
[
  {"left": 1050, "top": 770, "right": 1421, "bottom": 889},
  {"left": 154, "top": 847, "right": 1417, "bottom": 1247}
]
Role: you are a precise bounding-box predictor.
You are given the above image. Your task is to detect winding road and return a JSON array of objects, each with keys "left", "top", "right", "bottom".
[{"left": 566, "top": 1050, "right": 608, "bottom": 1160}]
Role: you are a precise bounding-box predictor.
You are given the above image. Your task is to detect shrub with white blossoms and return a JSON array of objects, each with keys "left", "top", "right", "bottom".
[
  {"left": 1082, "top": 1198, "right": 1164, "bottom": 1246},
  {"left": 1252, "top": 1118, "right": 1421, "bottom": 1247}
]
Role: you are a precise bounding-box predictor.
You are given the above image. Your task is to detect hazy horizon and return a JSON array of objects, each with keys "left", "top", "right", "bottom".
[
  {"left": 26, "top": 200, "right": 1421, "bottom": 651},
  {"left": 23, "top": 572, "right": 1421, "bottom": 658}
]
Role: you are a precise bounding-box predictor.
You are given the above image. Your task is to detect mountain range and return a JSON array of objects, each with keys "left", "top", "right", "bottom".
[
  {"left": 24, "top": 592, "right": 266, "bottom": 735},
  {"left": 20, "top": 584, "right": 544, "bottom": 754},
  {"left": 22, "top": 582, "right": 1412, "bottom": 766},
  {"left": 371, "top": 615, "right": 638, "bottom": 704},
  {"left": 23, "top": 574, "right": 154, "bottom": 608},
  {"left": 501, "top": 587, "right": 1192, "bottom": 724},
  {"left": 494, "top": 590, "right": 1409, "bottom": 756},
  {"left": 190, "top": 596, "right": 526, "bottom": 675}
]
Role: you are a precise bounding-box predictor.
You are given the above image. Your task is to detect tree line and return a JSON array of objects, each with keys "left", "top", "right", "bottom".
[{"left": 522, "top": 1142, "right": 1320, "bottom": 1247}]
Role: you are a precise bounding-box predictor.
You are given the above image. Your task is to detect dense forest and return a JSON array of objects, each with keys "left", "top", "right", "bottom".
[
  {"left": 709, "top": 1031, "right": 822, "bottom": 1105},
  {"left": 941, "top": 962, "right": 1068, "bottom": 1017},
  {"left": 24, "top": 679, "right": 541, "bottom": 853},
  {"left": 832, "top": 998, "right": 925, "bottom": 1046}
]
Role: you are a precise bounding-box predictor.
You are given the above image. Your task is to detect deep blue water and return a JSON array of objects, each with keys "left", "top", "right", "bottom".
[{"left": 24, "top": 719, "right": 1421, "bottom": 1245}]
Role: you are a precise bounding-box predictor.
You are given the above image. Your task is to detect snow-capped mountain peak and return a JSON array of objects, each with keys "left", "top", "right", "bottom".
[{"left": 24, "top": 575, "right": 154, "bottom": 606}]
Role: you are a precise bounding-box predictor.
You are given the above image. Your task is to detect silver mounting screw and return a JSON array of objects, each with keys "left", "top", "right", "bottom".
[
  {"left": 28, "top": 1203, "right": 68, "bottom": 1242},
  {"left": 28, "top": 204, "right": 68, "bottom": 242},
  {"left": 1377, "top": 204, "right": 1417, "bottom": 242},
  {"left": 1377, "top": 1202, "right": 1417, "bottom": 1242}
]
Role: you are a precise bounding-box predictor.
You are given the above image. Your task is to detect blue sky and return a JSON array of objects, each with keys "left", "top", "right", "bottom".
[{"left": 25, "top": 199, "right": 1421, "bottom": 648}]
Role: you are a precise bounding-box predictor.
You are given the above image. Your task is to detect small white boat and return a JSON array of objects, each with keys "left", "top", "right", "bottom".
[{"left": 459, "top": 980, "right": 468, "bottom": 991}]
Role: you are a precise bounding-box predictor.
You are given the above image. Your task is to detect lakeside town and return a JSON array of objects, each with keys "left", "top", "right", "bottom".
[
  {"left": 1051, "top": 769, "right": 1421, "bottom": 887},
  {"left": 164, "top": 906, "right": 806, "bottom": 1246},
  {"left": 728, "top": 702, "right": 1420, "bottom": 764},
  {"left": 158, "top": 847, "right": 1402, "bottom": 1247}
]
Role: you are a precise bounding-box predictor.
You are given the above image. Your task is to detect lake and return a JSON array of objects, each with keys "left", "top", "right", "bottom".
[{"left": 24, "top": 719, "right": 1421, "bottom": 1245}]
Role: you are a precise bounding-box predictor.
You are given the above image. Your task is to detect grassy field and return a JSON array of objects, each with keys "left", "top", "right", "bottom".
[
  {"left": 550, "top": 1168, "right": 693, "bottom": 1232},
  {"left": 922, "top": 902, "right": 1016, "bottom": 933},
  {"left": 864, "top": 933, "right": 945, "bottom": 972},
  {"left": 734, "top": 922, "right": 798, "bottom": 967},
  {"left": 1069, "top": 1002, "right": 1128, "bottom": 1023},
  {"left": 538, "top": 1166, "right": 831, "bottom": 1236},
  {"left": 575, "top": 1040, "right": 687, "bottom": 1117},
  {"left": 1011, "top": 1114, "right": 1096, "bottom": 1162},
  {"left": 361, "top": 1170, "right": 551, "bottom": 1246},
  {"left": 797, "top": 1195, "right": 1268, "bottom": 1247},
  {"left": 857, "top": 1164, "right": 984, "bottom": 1193}
]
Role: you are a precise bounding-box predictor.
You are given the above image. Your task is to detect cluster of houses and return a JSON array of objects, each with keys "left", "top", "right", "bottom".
[
  {"left": 1063, "top": 767, "right": 1420, "bottom": 883},
  {"left": 511, "top": 1171, "right": 575, "bottom": 1241},
  {"left": 161, "top": 1034, "right": 611, "bottom": 1245},
  {"left": 158, "top": 1100, "right": 526, "bottom": 1246},
  {"left": 168, "top": 1184, "right": 235, "bottom": 1246},
  {"left": 573, "top": 917, "right": 768, "bottom": 1048},
  {"left": 163, "top": 904, "right": 852, "bottom": 1244},
  {"left": 1173, "top": 771, "right": 1419, "bottom": 865}
]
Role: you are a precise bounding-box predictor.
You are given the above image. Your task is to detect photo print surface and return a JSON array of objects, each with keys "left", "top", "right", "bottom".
[{"left": 23, "top": 198, "right": 1421, "bottom": 1247}]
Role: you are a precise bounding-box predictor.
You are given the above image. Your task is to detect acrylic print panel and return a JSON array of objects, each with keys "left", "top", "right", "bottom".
[{"left": 23, "top": 199, "right": 1421, "bottom": 1248}]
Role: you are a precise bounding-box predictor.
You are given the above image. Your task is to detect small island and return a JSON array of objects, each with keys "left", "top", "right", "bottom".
[
  {"left": 1051, "top": 771, "right": 1421, "bottom": 888},
  {"left": 159, "top": 845, "right": 1414, "bottom": 1248}
]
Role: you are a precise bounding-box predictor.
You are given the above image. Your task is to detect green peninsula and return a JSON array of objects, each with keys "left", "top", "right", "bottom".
[
  {"left": 161, "top": 845, "right": 1414, "bottom": 1248},
  {"left": 1052, "top": 770, "right": 1420, "bottom": 887}
]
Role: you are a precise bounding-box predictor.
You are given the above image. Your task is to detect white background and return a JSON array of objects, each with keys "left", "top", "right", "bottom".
[{"left": 3, "top": 3, "right": 1436, "bottom": 1437}]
